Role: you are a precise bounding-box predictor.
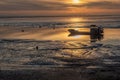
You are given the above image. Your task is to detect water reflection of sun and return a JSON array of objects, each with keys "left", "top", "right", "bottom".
[
  {"left": 69, "top": 17, "right": 86, "bottom": 27},
  {"left": 70, "top": 17, "right": 84, "bottom": 22}
]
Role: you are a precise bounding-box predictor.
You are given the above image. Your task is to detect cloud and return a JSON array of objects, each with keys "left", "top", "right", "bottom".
[
  {"left": 75, "top": 1, "right": 120, "bottom": 9},
  {"left": 0, "top": 0, "right": 69, "bottom": 11},
  {"left": 0, "top": 0, "right": 120, "bottom": 11}
]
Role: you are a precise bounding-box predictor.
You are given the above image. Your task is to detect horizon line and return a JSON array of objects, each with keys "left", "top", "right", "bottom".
[{"left": 0, "top": 14, "right": 120, "bottom": 18}]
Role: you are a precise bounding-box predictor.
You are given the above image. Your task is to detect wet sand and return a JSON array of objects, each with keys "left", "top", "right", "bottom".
[
  {"left": 0, "top": 27, "right": 120, "bottom": 80},
  {"left": 0, "top": 26, "right": 120, "bottom": 40}
]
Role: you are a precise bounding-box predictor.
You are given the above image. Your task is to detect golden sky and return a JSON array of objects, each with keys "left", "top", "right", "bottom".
[{"left": 0, "top": 0, "right": 120, "bottom": 16}]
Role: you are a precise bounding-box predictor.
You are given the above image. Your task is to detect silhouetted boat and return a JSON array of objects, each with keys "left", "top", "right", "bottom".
[
  {"left": 68, "top": 25, "right": 104, "bottom": 36},
  {"left": 68, "top": 29, "right": 90, "bottom": 36}
]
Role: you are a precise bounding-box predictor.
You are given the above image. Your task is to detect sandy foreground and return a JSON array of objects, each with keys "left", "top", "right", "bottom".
[{"left": 0, "top": 27, "right": 120, "bottom": 80}]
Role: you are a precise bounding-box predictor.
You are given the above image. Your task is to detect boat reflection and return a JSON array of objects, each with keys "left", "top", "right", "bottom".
[{"left": 90, "top": 34, "right": 104, "bottom": 42}]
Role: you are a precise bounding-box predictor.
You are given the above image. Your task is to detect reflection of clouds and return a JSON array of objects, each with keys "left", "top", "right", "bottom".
[{"left": 0, "top": 27, "right": 90, "bottom": 41}]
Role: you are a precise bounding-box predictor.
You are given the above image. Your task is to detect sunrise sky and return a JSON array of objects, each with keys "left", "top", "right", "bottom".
[{"left": 0, "top": 0, "right": 120, "bottom": 16}]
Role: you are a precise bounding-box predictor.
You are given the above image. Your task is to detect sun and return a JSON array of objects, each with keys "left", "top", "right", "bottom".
[{"left": 73, "top": 0, "right": 80, "bottom": 4}]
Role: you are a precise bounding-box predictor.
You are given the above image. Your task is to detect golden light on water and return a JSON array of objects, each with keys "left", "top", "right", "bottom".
[
  {"left": 73, "top": 35, "right": 81, "bottom": 38},
  {"left": 0, "top": 27, "right": 89, "bottom": 41},
  {"left": 70, "top": 17, "right": 84, "bottom": 22}
]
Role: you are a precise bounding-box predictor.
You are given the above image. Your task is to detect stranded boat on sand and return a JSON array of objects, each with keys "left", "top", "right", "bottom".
[{"left": 68, "top": 25, "right": 104, "bottom": 36}]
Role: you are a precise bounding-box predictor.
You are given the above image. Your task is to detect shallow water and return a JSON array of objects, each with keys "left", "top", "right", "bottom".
[
  {"left": 0, "top": 27, "right": 120, "bottom": 42},
  {"left": 0, "top": 16, "right": 120, "bottom": 28},
  {"left": 0, "top": 27, "right": 89, "bottom": 41}
]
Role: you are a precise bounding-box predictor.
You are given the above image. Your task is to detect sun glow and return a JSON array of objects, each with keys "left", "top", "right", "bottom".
[{"left": 73, "top": 0, "right": 80, "bottom": 4}]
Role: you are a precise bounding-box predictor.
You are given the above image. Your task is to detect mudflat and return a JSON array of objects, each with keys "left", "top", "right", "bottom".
[{"left": 0, "top": 27, "right": 120, "bottom": 80}]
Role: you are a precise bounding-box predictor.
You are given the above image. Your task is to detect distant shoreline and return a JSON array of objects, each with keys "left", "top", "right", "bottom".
[
  {"left": 0, "top": 26, "right": 120, "bottom": 28},
  {"left": 0, "top": 15, "right": 120, "bottom": 18}
]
